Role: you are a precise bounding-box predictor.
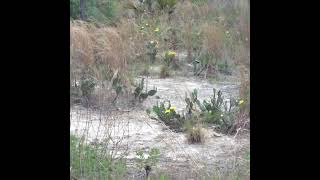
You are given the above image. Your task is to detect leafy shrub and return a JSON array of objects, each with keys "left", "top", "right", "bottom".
[{"left": 136, "top": 148, "right": 161, "bottom": 179}]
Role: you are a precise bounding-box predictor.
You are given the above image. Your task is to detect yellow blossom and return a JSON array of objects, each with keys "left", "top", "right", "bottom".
[
  {"left": 165, "top": 109, "right": 171, "bottom": 114},
  {"left": 239, "top": 100, "right": 244, "bottom": 105},
  {"left": 145, "top": 23, "right": 149, "bottom": 27},
  {"left": 170, "top": 106, "right": 176, "bottom": 111},
  {"left": 150, "top": 41, "right": 154, "bottom": 44},
  {"left": 141, "top": 26, "right": 145, "bottom": 30},
  {"left": 154, "top": 27, "right": 159, "bottom": 32},
  {"left": 166, "top": 50, "right": 176, "bottom": 58}
]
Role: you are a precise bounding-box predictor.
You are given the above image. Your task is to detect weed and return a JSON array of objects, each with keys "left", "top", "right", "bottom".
[
  {"left": 70, "top": 134, "right": 126, "bottom": 179},
  {"left": 136, "top": 148, "right": 161, "bottom": 179}
]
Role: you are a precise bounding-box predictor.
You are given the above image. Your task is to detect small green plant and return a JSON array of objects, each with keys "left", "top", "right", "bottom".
[
  {"left": 152, "top": 101, "right": 184, "bottom": 131},
  {"left": 160, "top": 65, "right": 170, "bottom": 78},
  {"left": 141, "top": 63, "right": 151, "bottom": 76},
  {"left": 193, "top": 89, "right": 224, "bottom": 123},
  {"left": 218, "top": 61, "right": 232, "bottom": 75},
  {"left": 146, "top": 40, "right": 158, "bottom": 64},
  {"left": 134, "top": 78, "right": 157, "bottom": 102},
  {"left": 193, "top": 53, "right": 216, "bottom": 77},
  {"left": 80, "top": 74, "right": 96, "bottom": 100},
  {"left": 136, "top": 148, "right": 161, "bottom": 179},
  {"left": 70, "top": 135, "right": 126, "bottom": 179},
  {"left": 111, "top": 74, "right": 124, "bottom": 103},
  {"left": 159, "top": 50, "right": 176, "bottom": 78},
  {"left": 163, "top": 50, "right": 176, "bottom": 66},
  {"left": 157, "top": 0, "right": 177, "bottom": 10},
  {"left": 185, "top": 89, "right": 203, "bottom": 115}
]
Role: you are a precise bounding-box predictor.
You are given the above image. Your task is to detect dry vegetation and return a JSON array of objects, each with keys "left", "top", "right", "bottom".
[{"left": 70, "top": 0, "right": 250, "bottom": 179}]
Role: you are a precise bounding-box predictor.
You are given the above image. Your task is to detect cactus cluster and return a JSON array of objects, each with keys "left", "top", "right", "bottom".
[
  {"left": 152, "top": 101, "right": 184, "bottom": 131},
  {"left": 134, "top": 78, "right": 157, "bottom": 102}
]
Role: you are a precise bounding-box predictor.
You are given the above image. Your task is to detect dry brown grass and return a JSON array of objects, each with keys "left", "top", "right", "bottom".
[
  {"left": 187, "top": 126, "right": 205, "bottom": 144},
  {"left": 70, "top": 21, "right": 96, "bottom": 67},
  {"left": 70, "top": 20, "right": 131, "bottom": 84},
  {"left": 201, "top": 23, "right": 225, "bottom": 60}
]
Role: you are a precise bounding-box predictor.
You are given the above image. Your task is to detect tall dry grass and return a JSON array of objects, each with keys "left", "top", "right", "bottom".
[
  {"left": 201, "top": 23, "right": 225, "bottom": 61},
  {"left": 70, "top": 20, "right": 131, "bottom": 84}
]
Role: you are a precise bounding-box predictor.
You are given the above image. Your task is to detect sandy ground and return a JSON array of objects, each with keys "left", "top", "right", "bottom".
[{"left": 70, "top": 76, "right": 249, "bottom": 179}]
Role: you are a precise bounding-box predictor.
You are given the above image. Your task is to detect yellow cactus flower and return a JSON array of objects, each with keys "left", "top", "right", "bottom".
[
  {"left": 165, "top": 109, "right": 171, "bottom": 114},
  {"left": 239, "top": 100, "right": 244, "bottom": 105},
  {"left": 145, "top": 23, "right": 149, "bottom": 27},
  {"left": 150, "top": 40, "right": 154, "bottom": 44},
  {"left": 170, "top": 106, "right": 176, "bottom": 111},
  {"left": 141, "top": 26, "right": 145, "bottom": 30},
  {"left": 154, "top": 27, "right": 159, "bottom": 32},
  {"left": 167, "top": 50, "right": 176, "bottom": 57}
]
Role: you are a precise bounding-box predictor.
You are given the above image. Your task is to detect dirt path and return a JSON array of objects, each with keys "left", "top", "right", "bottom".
[{"left": 70, "top": 76, "right": 249, "bottom": 179}]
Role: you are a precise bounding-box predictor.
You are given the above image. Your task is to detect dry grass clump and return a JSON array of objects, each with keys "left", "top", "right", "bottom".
[
  {"left": 70, "top": 20, "right": 131, "bottom": 82},
  {"left": 187, "top": 126, "right": 205, "bottom": 144},
  {"left": 201, "top": 23, "right": 225, "bottom": 60},
  {"left": 70, "top": 21, "right": 96, "bottom": 67}
]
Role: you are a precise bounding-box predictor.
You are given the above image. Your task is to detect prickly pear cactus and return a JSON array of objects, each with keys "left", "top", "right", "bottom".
[{"left": 134, "top": 78, "right": 157, "bottom": 102}]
